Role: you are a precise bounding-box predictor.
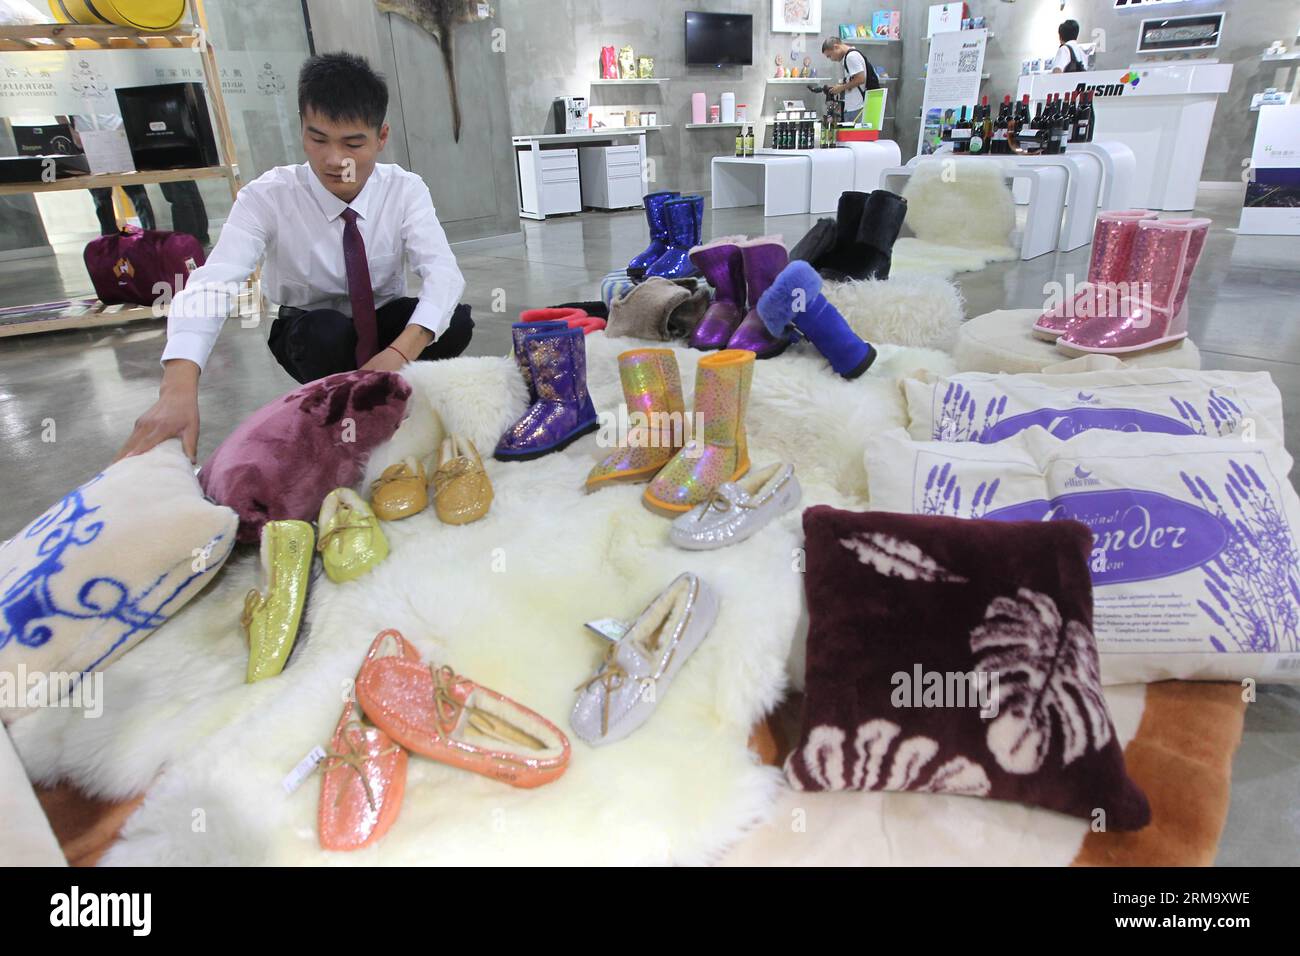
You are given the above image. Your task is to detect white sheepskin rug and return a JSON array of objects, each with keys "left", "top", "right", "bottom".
[
  {"left": 9, "top": 333, "right": 955, "bottom": 866},
  {"left": 825, "top": 272, "right": 964, "bottom": 353},
  {"left": 890, "top": 157, "right": 1019, "bottom": 279}
]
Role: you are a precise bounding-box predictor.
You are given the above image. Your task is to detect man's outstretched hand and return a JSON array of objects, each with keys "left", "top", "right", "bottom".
[{"left": 115, "top": 359, "right": 202, "bottom": 463}]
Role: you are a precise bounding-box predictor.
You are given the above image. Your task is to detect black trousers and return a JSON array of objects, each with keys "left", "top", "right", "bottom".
[
  {"left": 92, "top": 185, "right": 155, "bottom": 234},
  {"left": 160, "top": 180, "right": 210, "bottom": 245},
  {"left": 268, "top": 297, "right": 475, "bottom": 384}
]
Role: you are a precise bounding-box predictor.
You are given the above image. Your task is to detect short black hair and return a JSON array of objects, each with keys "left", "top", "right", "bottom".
[
  {"left": 298, "top": 52, "right": 388, "bottom": 130},
  {"left": 1059, "top": 19, "right": 1080, "bottom": 43}
]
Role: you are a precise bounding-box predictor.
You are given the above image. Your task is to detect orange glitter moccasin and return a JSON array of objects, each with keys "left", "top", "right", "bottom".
[
  {"left": 355, "top": 654, "right": 571, "bottom": 789},
  {"left": 317, "top": 629, "right": 420, "bottom": 852}
]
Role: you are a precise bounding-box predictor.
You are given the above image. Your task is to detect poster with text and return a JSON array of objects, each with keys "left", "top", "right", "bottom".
[{"left": 918, "top": 28, "right": 986, "bottom": 155}]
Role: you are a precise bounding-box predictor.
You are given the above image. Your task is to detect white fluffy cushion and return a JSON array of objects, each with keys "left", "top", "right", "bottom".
[
  {"left": 825, "top": 273, "right": 964, "bottom": 353},
  {"left": 902, "top": 157, "right": 1017, "bottom": 249},
  {"left": 0, "top": 440, "right": 238, "bottom": 723},
  {"left": 955, "top": 309, "right": 1203, "bottom": 374}
]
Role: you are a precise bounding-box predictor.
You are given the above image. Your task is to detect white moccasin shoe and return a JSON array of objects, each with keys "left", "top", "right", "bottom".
[
  {"left": 669, "top": 463, "right": 801, "bottom": 551},
  {"left": 571, "top": 572, "right": 719, "bottom": 746}
]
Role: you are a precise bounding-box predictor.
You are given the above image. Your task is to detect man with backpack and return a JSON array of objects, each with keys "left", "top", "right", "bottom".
[
  {"left": 821, "top": 36, "right": 880, "bottom": 126},
  {"left": 1052, "top": 20, "right": 1090, "bottom": 74}
]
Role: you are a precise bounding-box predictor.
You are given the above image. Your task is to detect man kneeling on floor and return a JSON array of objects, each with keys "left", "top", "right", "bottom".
[{"left": 117, "top": 51, "right": 471, "bottom": 461}]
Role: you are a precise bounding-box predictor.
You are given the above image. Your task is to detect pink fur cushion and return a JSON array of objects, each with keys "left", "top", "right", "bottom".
[{"left": 199, "top": 370, "right": 411, "bottom": 543}]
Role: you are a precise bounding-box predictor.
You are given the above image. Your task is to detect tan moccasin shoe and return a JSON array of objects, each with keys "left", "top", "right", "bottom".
[{"left": 432, "top": 436, "right": 492, "bottom": 525}]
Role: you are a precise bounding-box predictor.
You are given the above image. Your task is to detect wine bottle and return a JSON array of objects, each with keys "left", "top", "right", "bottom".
[
  {"left": 1062, "top": 92, "right": 1077, "bottom": 144},
  {"left": 1043, "top": 95, "right": 1059, "bottom": 154},
  {"left": 1074, "top": 90, "right": 1095, "bottom": 143},
  {"left": 992, "top": 95, "right": 1011, "bottom": 154},
  {"left": 969, "top": 96, "right": 989, "bottom": 155},
  {"left": 1012, "top": 97, "right": 1039, "bottom": 154},
  {"left": 951, "top": 105, "right": 971, "bottom": 154}
]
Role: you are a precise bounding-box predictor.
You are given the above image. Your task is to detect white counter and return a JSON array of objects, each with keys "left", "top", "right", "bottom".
[{"left": 1016, "top": 64, "right": 1232, "bottom": 210}]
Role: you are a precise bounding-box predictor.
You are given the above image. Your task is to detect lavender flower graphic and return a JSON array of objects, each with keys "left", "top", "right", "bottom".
[
  {"left": 1181, "top": 459, "right": 1300, "bottom": 654},
  {"left": 933, "top": 384, "right": 1008, "bottom": 442},
  {"left": 920, "top": 462, "right": 999, "bottom": 519},
  {"left": 1169, "top": 390, "right": 1245, "bottom": 437}
]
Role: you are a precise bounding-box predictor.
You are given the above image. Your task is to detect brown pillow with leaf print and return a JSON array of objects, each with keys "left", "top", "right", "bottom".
[{"left": 788, "top": 506, "right": 1151, "bottom": 830}]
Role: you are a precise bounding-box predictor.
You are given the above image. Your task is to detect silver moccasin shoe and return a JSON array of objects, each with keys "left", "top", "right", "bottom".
[
  {"left": 571, "top": 572, "right": 719, "bottom": 746},
  {"left": 669, "top": 463, "right": 801, "bottom": 551}
]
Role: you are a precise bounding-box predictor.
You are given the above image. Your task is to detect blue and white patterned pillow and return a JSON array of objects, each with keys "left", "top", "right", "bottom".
[{"left": 0, "top": 440, "right": 237, "bottom": 722}]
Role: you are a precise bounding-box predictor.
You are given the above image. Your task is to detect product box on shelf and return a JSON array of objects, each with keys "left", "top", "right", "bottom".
[{"left": 115, "top": 82, "right": 219, "bottom": 170}]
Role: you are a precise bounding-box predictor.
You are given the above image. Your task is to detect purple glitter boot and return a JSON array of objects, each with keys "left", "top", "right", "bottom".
[
  {"left": 495, "top": 326, "right": 599, "bottom": 461},
  {"left": 688, "top": 236, "right": 747, "bottom": 350},
  {"left": 727, "top": 237, "right": 794, "bottom": 359},
  {"left": 510, "top": 316, "right": 570, "bottom": 401}
]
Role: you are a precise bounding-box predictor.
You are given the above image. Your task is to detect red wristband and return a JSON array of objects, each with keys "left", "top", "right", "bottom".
[{"left": 385, "top": 344, "right": 411, "bottom": 363}]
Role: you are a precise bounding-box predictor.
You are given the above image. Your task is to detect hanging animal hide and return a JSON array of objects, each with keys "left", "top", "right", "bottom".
[{"left": 375, "top": 0, "right": 493, "bottom": 142}]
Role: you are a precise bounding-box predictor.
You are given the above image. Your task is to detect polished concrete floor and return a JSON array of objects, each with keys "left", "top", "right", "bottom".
[{"left": 0, "top": 183, "right": 1296, "bottom": 864}]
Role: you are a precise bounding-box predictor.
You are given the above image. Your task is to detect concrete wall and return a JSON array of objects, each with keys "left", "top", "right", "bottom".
[
  {"left": 305, "top": 0, "right": 521, "bottom": 243},
  {"left": 498, "top": 0, "right": 880, "bottom": 195},
  {"left": 500, "top": 0, "right": 1294, "bottom": 194}
]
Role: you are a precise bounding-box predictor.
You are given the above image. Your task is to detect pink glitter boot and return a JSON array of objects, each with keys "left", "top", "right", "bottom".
[
  {"left": 1032, "top": 210, "right": 1153, "bottom": 341},
  {"left": 1057, "top": 217, "right": 1210, "bottom": 357}
]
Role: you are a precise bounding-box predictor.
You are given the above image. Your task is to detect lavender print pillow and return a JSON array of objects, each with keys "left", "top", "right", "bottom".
[
  {"left": 866, "top": 427, "right": 1300, "bottom": 684},
  {"left": 903, "top": 369, "right": 1283, "bottom": 445},
  {"left": 790, "top": 506, "right": 1151, "bottom": 830}
]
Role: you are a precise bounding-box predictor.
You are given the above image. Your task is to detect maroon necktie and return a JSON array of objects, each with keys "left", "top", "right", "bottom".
[{"left": 340, "top": 207, "right": 378, "bottom": 366}]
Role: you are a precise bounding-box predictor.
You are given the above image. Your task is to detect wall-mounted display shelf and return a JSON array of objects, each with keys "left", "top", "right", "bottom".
[
  {"left": 0, "top": 2, "right": 243, "bottom": 339},
  {"left": 686, "top": 122, "right": 749, "bottom": 129},
  {"left": 591, "top": 78, "right": 671, "bottom": 85},
  {"left": 925, "top": 32, "right": 995, "bottom": 41}
]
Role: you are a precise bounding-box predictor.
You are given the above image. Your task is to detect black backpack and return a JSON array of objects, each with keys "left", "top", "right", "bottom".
[
  {"left": 844, "top": 50, "right": 881, "bottom": 91},
  {"left": 1062, "top": 43, "right": 1085, "bottom": 73}
]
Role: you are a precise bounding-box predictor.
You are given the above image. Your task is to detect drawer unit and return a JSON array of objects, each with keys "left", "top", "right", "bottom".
[
  {"left": 517, "top": 147, "right": 582, "bottom": 216},
  {"left": 578, "top": 144, "right": 645, "bottom": 210}
]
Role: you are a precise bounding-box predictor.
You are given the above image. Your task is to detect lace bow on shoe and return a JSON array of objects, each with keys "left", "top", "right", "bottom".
[{"left": 321, "top": 720, "right": 400, "bottom": 811}]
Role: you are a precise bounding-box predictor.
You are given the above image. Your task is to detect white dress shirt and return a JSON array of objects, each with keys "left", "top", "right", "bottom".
[{"left": 162, "top": 162, "right": 466, "bottom": 370}]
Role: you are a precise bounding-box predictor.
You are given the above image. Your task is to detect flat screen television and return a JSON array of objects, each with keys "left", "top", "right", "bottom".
[{"left": 685, "top": 11, "right": 753, "bottom": 66}]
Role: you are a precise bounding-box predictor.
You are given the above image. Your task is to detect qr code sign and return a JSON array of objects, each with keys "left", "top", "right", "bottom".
[{"left": 958, "top": 49, "right": 980, "bottom": 74}]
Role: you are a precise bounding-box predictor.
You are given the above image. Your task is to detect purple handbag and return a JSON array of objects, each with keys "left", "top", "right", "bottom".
[{"left": 84, "top": 226, "right": 205, "bottom": 307}]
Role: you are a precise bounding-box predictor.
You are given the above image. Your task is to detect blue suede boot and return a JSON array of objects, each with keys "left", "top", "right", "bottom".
[{"left": 757, "top": 260, "right": 877, "bottom": 379}]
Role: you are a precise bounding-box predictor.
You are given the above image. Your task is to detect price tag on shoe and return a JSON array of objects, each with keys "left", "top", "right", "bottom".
[
  {"left": 282, "top": 745, "right": 327, "bottom": 794},
  {"left": 584, "top": 618, "right": 630, "bottom": 643}
]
